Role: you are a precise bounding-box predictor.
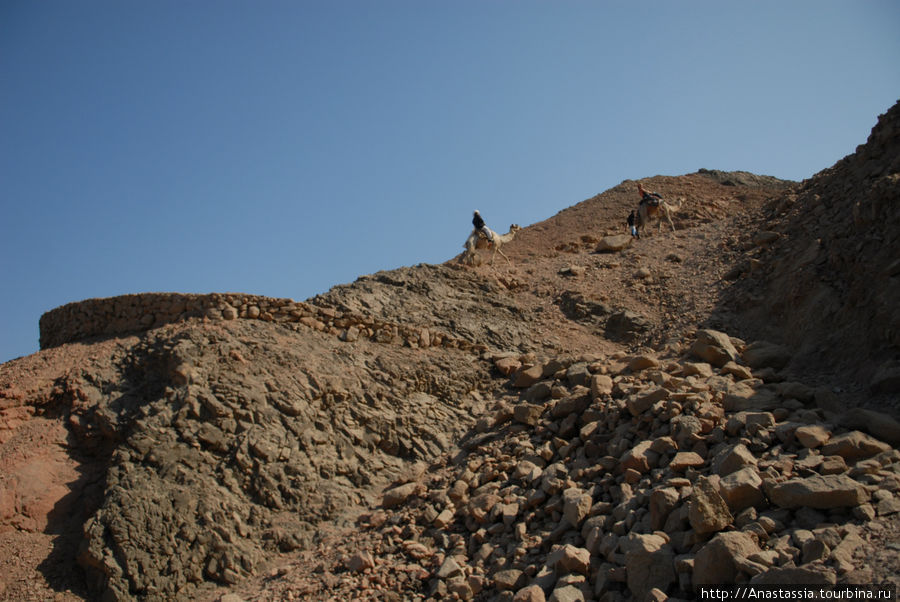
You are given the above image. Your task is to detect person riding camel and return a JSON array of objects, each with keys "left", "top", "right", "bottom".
[
  {"left": 472, "top": 210, "right": 494, "bottom": 242},
  {"left": 637, "top": 183, "right": 663, "bottom": 207}
]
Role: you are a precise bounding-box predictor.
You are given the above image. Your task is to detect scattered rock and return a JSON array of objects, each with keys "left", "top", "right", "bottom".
[
  {"left": 382, "top": 482, "right": 419, "bottom": 509},
  {"left": 689, "top": 476, "right": 733, "bottom": 535},
  {"left": 622, "top": 533, "right": 676, "bottom": 600},
  {"left": 795, "top": 424, "right": 830, "bottom": 448},
  {"left": 691, "top": 329, "right": 740, "bottom": 367},
  {"left": 596, "top": 234, "right": 633, "bottom": 252},
  {"left": 821, "top": 430, "right": 892, "bottom": 462},
  {"left": 693, "top": 531, "right": 761, "bottom": 586},
  {"left": 765, "top": 474, "right": 868, "bottom": 509}
]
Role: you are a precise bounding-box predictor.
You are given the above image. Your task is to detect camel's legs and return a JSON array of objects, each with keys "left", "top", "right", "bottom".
[{"left": 662, "top": 204, "right": 676, "bottom": 233}]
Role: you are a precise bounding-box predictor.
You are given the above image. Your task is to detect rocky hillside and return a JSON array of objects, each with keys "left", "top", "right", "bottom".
[
  {"left": 721, "top": 104, "right": 900, "bottom": 398},
  {"left": 0, "top": 101, "right": 897, "bottom": 601}
]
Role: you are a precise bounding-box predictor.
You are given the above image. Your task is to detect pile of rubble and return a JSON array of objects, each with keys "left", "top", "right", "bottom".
[{"left": 336, "top": 328, "right": 900, "bottom": 601}]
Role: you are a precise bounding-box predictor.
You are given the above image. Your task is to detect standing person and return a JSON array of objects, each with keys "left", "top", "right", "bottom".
[
  {"left": 627, "top": 210, "right": 638, "bottom": 237},
  {"left": 472, "top": 210, "right": 494, "bottom": 242}
]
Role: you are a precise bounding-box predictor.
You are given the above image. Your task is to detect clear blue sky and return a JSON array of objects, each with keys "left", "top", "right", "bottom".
[{"left": 1, "top": 1, "right": 898, "bottom": 363}]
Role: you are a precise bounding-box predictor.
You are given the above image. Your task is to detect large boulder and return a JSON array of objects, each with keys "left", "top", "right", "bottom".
[
  {"left": 688, "top": 476, "right": 733, "bottom": 535},
  {"left": 693, "top": 531, "right": 761, "bottom": 586},
  {"left": 711, "top": 443, "right": 757, "bottom": 477},
  {"left": 691, "top": 330, "right": 740, "bottom": 367},
  {"left": 765, "top": 474, "right": 868, "bottom": 509},
  {"left": 723, "top": 382, "right": 781, "bottom": 412},
  {"left": 621, "top": 533, "right": 676, "bottom": 601},
  {"left": 547, "top": 544, "right": 591, "bottom": 575},
  {"left": 719, "top": 467, "right": 766, "bottom": 512},
  {"left": 596, "top": 234, "right": 633, "bottom": 253},
  {"left": 821, "top": 430, "right": 892, "bottom": 461}
]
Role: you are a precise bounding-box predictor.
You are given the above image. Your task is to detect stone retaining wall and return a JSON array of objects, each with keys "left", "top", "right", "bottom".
[{"left": 39, "top": 292, "right": 481, "bottom": 353}]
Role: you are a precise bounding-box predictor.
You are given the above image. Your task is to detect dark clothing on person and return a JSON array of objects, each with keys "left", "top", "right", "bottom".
[
  {"left": 473, "top": 212, "right": 486, "bottom": 230},
  {"left": 641, "top": 191, "right": 662, "bottom": 206}
]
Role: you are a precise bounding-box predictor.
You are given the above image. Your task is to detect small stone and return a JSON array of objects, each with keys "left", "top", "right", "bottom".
[
  {"left": 620, "top": 440, "right": 659, "bottom": 473},
  {"left": 795, "top": 425, "right": 831, "bottom": 448},
  {"left": 547, "top": 544, "right": 591, "bottom": 575},
  {"left": 347, "top": 551, "right": 375, "bottom": 572},
  {"left": 590, "top": 374, "right": 614, "bottom": 399},
  {"left": 628, "top": 354, "right": 659, "bottom": 371},
  {"left": 596, "top": 234, "right": 633, "bottom": 252},
  {"left": 513, "top": 584, "right": 547, "bottom": 602},
  {"left": 621, "top": 533, "right": 676, "bottom": 599},
  {"left": 549, "top": 585, "right": 585, "bottom": 602},
  {"left": 382, "top": 482, "right": 418, "bottom": 508},
  {"left": 852, "top": 504, "right": 877, "bottom": 521},
  {"left": 670, "top": 451, "right": 705, "bottom": 472},
  {"left": 820, "top": 455, "right": 848, "bottom": 475},
  {"left": 626, "top": 387, "right": 670, "bottom": 417},
  {"left": 495, "top": 356, "right": 522, "bottom": 376},
  {"left": 563, "top": 488, "right": 593, "bottom": 528},
  {"left": 437, "top": 557, "right": 462, "bottom": 579},
  {"left": 721, "top": 361, "right": 753, "bottom": 380},
  {"left": 494, "top": 569, "right": 527, "bottom": 591},
  {"left": 801, "top": 539, "right": 830, "bottom": 564}
]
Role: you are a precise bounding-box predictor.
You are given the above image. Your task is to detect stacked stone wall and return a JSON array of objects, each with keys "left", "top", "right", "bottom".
[{"left": 39, "top": 292, "right": 480, "bottom": 353}]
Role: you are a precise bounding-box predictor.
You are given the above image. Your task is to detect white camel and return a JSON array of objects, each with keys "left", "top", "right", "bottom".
[
  {"left": 460, "top": 224, "right": 521, "bottom": 267},
  {"left": 636, "top": 197, "right": 684, "bottom": 237}
]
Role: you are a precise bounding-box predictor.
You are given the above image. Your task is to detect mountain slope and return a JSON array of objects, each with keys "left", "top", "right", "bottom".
[{"left": 0, "top": 102, "right": 898, "bottom": 601}]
